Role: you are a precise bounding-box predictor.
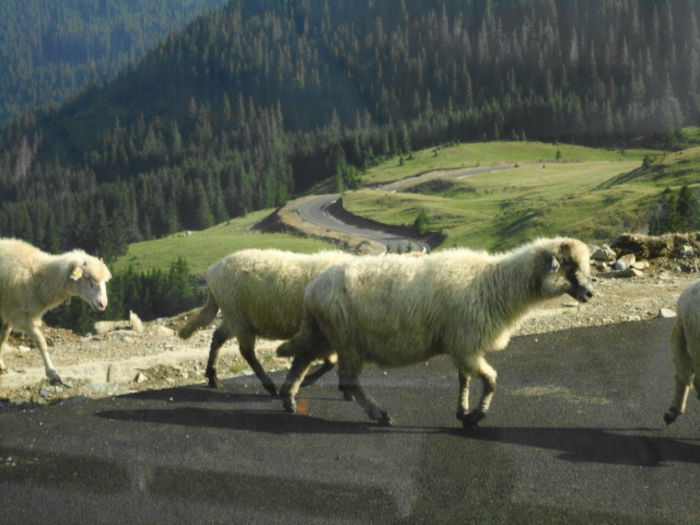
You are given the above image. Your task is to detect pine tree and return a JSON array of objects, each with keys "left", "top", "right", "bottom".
[
  {"left": 192, "top": 179, "right": 214, "bottom": 230},
  {"left": 677, "top": 184, "right": 700, "bottom": 231}
]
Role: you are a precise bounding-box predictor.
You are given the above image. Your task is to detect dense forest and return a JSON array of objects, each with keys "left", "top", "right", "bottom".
[
  {"left": 0, "top": 0, "right": 228, "bottom": 123},
  {"left": 0, "top": 0, "right": 699, "bottom": 261}
]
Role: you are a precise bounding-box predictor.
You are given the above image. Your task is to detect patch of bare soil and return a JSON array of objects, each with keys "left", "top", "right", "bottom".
[
  {"left": 0, "top": 313, "right": 288, "bottom": 409},
  {"left": 0, "top": 233, "right": 697, "bottom": 410}
]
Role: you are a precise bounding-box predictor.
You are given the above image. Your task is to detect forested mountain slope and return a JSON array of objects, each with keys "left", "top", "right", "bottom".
[
  {"left": 0, "top": 0, "right": 698, "bottom": 259},
  {"left": 0, "top": 0, "right": 228, "bottom": 123}
]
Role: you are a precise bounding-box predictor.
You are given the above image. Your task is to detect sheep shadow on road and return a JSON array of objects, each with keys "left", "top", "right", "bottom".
[
  {"left": 123, "top": 384, "right": 274, "bottom": 405},
  {"left": 95, "top": 405, "right": 389, "bottom": 435},
  {"left": 464, "top": 426, "right": 700, "bottom": 467}
]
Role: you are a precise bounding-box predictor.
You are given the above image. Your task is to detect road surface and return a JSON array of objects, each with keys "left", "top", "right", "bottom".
[
  {"left": 0, "top": 318, "right": 697, "bottom": 524},
  {"left": 295, "top": 193, "right": 429, "bottom": 253}
]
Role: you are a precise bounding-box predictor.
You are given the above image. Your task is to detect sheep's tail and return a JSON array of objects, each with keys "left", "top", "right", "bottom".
[{"left": 178, "top": 290, "right": 219, "bottom": 339}]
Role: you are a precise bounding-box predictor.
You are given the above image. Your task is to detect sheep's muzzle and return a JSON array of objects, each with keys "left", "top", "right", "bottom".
[{"left": 569, "top": 284, "right": 594, "bottom": 303}]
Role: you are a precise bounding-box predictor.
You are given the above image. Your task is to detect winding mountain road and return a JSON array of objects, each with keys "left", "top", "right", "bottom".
[
  {"left": 295, "top": 193, "right": 429, "bottom": 253},
  {"left": 295, "top": 164, "right": 517, "bottom": 252}
]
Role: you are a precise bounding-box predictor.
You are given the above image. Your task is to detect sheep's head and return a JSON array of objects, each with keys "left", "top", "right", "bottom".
[
  {"left": 68, "top": 254, "right": 112, "bottom": 312},
  {"left": 538, "top": 238, "right": 593, "bottom": 303}
]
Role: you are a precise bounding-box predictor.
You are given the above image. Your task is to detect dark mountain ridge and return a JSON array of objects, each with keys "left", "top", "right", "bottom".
[{"left": 0, "top": 0, "right": 229, "bottom": 124}]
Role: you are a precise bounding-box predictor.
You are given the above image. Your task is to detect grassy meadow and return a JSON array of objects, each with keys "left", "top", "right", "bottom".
[
  {"left": 343, "top": 141, "right": 700, "bottom": 251},
  {"left": 112, "top": 209, "right": 335, "bottom": 274},
  {"left": 361, "top": 140, "right": 656, "bottom": 184},
  {"left": 114, "top": 139, "right": 700, "bottom": 272}
]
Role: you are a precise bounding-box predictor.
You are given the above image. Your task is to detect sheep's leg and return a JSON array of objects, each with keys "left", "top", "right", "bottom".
[
  {"left": 25, "top": 323, "right": 62, "bottom": 386},
  {"left": 664, "top": 377, "right": 691, "bottom": 424},
  {"left": 299, "top": 357, "right": 352, "bottom": 400},
  {"left": 0, "top": 322, "right": 10, "bottom": 374},
  {"left": 664, "top": 360, "right": 693, "bottom": 425},
  {"left": 455, "top": 371, "right": 471, "bottom": 421},
  {"left": 462, "top": 357, "right": 497, "bottom": 430},
  {"left": 206, "top": 323, "right": 232, "bottom": 389},
  {"left": 665, "top": 323, "right": 694, "bottom": 424},
  {"left": 280, "top": 352, "right": 316, "bottom": 413},
  {"left": 339, "top": 367, "right": 393, "bottom": 425},
  {"left": 238, "top": 331, "right": 278, "bottom": 397},
  {"left": 301, "top": 359, "right": 335, "bottom": 387}
]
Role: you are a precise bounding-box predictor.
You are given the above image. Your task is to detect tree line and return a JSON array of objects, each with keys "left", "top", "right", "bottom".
[
  {"left": 44, "top": 258, "right": 203, "bottom": 334},
  {"left": 649, "top": 185, "right": 700, "bottom": 235}
]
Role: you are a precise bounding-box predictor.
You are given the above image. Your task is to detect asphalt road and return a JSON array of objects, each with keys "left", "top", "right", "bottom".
[
  {"left": 295, "top": 194, "right": 429, "bottom": 253},
  {"left": 1, "top": 318, "right": 698, "bottom": 524}
]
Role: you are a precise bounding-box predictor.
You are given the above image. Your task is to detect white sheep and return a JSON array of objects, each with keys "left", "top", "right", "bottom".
[
  {"left": 664, "top": 280, "right": 700, "bottom": 424},
  {"left": 0, "top": 238, "right": 111, "bottom": 386},
  {"left": 277, "top": 237, "right": 593, "bottom": 429},
  {"left": 178, "top": 249, "right": 353, "bottom": 395}
]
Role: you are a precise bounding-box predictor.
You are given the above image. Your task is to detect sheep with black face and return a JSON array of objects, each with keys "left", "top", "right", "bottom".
[{"left": 277, "top": 237, "right": 593, "bottom": 430}]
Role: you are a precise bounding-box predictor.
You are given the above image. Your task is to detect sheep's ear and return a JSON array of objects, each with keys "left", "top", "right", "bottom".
[
  {"left": 544, "top": 253, "right": 560, "bottom": 273},
  {"left": 69, "top": 266, "right": 84, "bottom": 281}
]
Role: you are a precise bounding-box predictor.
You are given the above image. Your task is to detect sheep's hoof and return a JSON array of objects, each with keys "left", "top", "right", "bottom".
[
  {"left": 664, "top": 409, "right": 679, "bottom": 425},
  {"left": 462, "top": 409, "right": 486, "bottom": 431},
  {"left": 207, "top": 372, "right": 221, "bottom": 390},
  {"left": 338, "top": 384, "right": 354, "bottom": 400},
  {"left": 375, "top": 412, "right": 394, "bottom": 426},
  {"left": 340, "top": 387, "right": 355, "bottom": 402},
  {"left": 263, "top": 382, "right": 279, "bottom": 397},
  {"left": 47, "top": 371, "right": 64, "bottom": 386},
  {"left": 282, "top": 396, "right": 297, "bottom": 414}
]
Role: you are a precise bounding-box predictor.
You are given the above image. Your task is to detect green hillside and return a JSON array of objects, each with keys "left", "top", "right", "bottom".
[
  {"left": 54, "top": 138, "right": 700, "bottom": 332},
  {"left": 112, "top": 209, "right": 334, "bottom": 275},
  {"left": 112, "top": 140, "right": 699, "bottom": 273},
  {"left": 343, "top": 141, "right": 698, "bottom": 251}
]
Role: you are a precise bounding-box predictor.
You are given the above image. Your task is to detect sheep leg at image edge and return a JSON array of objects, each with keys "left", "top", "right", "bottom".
[
  {"left": 456, "top": 371, "right": 470, "bottom": 421},
  {"left": 664, "top": 377, "right": 691, "bottom": 424},
  {"left": 0, "top": 322, "right": 10, "bottom": 374},
  {"left": 664, "top": 332, "right": 694, "bottom": 424}
]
